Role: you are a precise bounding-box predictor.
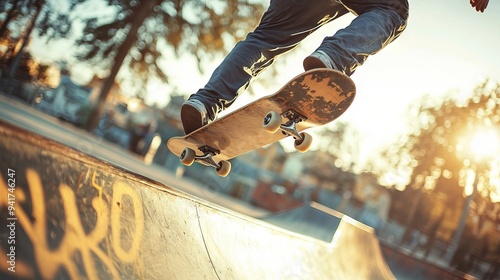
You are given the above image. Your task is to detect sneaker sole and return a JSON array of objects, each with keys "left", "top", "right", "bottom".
[
  {"left": 181, "top": 104, "right": 204, "bottom": 134},
  {"left": 303, "top": 56, "right": 327, "bottom": 71}
]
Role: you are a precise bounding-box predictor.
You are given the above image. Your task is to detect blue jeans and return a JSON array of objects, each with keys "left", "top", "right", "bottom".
[{"left": 190, "top": 0, "right": 409, "bottom": 120}]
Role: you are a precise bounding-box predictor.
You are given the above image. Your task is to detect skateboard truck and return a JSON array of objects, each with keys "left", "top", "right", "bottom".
[
  {"left": 279, "top": 110, "right": 307, "bottom": 138},
  {"left": 263, "top": 109, "right": 313, "bottom": 153},
  {"left": 179, "top": 145, "right": 231, "bottom": 177}
]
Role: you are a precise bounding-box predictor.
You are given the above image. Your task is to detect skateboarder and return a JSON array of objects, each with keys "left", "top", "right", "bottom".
[{"left": 180, "top": 0, "right": 489, "bottom": 134}]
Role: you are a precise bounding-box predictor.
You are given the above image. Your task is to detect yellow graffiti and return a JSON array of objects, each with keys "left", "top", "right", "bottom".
[
  {"left": 92, "top": 170, "right": 145, "bottom": 264},
  {"left": 0, "top": 168, "right": 145, "bottom": 279},
  {"left": 91, "top": 170, "right": 104, "bottom": 198},
  {"left": 111, "top": 181, "right": 144, "bottom": 261}
]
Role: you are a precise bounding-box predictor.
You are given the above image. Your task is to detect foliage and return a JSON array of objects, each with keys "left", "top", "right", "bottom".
[
  {"left": 74, "top": 0, "right": 265, "bottom": 92},
  {"left": 0, "top": 0, "right": 82, "bottom": 53},
  {"left": 71, "top": 0, "right": 266, "bottom": 130},
  {"left": 376, "top": 81, "right": 500, "bottom": 247},
  {"left": 378, "top": 81, "right": 500, "bottom": 198},
  {"left": 0, "top": 50, "right": 55, "bottom": 87},
  {"left": 0, "top": 0, "right": 85, "bottom": 83}
]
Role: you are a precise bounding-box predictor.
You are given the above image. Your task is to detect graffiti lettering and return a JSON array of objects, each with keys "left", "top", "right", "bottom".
[
  {"left": 0, "top": 168, "right": 145, "bottom": 279},
  {"left": 111, "top": 181, "right": 144, "bottom": 261}
]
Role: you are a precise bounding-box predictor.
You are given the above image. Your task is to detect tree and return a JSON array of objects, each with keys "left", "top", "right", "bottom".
[
  {"left": 74, "top": 0, "right": 265, "bottom": 131},
  {"left": 375, "top": 81, "right": 500, "bottom": 246},
  {"left": 6, "top": 0, "right": 45, "bottom": 78},
  {"left": 0, "top": 0, "right": 86, "bottom": 77},
  {"left": 0, "top": 0, "right": 22, "bottom": 39}
]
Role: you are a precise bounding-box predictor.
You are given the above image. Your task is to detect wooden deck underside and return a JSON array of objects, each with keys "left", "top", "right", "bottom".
[{"left": 167, "top": 69, "right": 356, "bottom": 163}]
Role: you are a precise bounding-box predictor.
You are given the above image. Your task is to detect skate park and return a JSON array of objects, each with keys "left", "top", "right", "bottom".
[{"left": 0, "top": 97, "right": 480, "bottom": 279}]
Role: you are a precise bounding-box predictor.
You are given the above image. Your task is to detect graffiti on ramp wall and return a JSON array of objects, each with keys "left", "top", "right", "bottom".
[{"left": 0, "top": 142, "right": 146, "bottom": 279}]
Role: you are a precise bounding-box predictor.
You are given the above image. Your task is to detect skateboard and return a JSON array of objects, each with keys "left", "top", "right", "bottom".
[{"left": 167, "top": 69, "right": 356, "bottom": 177}]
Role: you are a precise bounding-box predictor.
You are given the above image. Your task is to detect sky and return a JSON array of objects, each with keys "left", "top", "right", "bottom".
[{"left": 28, "top": 0, "right": 500, "bottom": 168}]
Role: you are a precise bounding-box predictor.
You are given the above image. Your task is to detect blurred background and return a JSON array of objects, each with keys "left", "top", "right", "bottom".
[{"left": 1, "top": 0, "right": 499, "bottom": 279}]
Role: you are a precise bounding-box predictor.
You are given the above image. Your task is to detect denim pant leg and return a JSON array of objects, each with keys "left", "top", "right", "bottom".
[
  {"left": 191, "top": 0, "right": 349, "bottom": 120},
  {"left": 318, "top": 0, "right": 409, "bottom": 75}
]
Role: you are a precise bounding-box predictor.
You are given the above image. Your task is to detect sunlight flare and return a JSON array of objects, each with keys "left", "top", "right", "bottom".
[
  {"left": 469, "top": 129, "right": 500, "bottom": 162},
  {"left": 457, "top": 126, "right": 500, "bottom": 164}
]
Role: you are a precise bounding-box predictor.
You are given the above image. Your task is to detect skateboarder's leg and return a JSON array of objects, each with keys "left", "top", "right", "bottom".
[
  {"left": 181, "top": 0, "right": 348, "bottom": 134},
  {"left": 306, "top": 0, "right": 409, "bottom": 75}
]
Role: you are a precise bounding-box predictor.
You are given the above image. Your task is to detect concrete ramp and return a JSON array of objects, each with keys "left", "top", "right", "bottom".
[
  {"left": 258, "top": 202, "right": 395, "bottom": 279},
  {"left": 200, "top": 207, "right": 395, "bottom": 279},
  {"left": 0, "top": 121, "right": 394, "bottom": 279},
  {"left": 261, "top": 202, "right": 343, "bottom": 242}
]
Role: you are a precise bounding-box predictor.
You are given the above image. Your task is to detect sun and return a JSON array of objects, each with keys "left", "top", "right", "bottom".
[
  {"left": 456, "top": 126, "right": 500, "bottom": 201},
  {"left": 468, "top": 128, "right": 500, "bottom": 163},
  {"left": 457, "top": 126, "right": 500, "bottom": 164}
]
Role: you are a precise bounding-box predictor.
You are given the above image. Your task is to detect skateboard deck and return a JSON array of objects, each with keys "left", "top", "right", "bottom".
[{"left": 167, "top": 69, "right": 355, "bottom": 176}]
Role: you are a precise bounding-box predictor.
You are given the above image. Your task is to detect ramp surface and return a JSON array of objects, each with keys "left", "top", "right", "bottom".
[
  {"left": 261, "top": 202, "right": 343, "bottom": 242},
  {"left": 0, "top": 121, "right": 394, "bottom": 279}
]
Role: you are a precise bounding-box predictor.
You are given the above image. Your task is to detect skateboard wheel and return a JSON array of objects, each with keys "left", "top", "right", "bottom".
[
  {"left": 263, "top": 111, "right": 282, "bottom": 133},
  {"left": 180, "top": 148, "right": 196, "bottom": 166},
  {"left": 216, "top": 160, "right": 231, "bottom": 177},
  {"left": 294, "top": 132, "right": 312, "bottom": 153}
]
